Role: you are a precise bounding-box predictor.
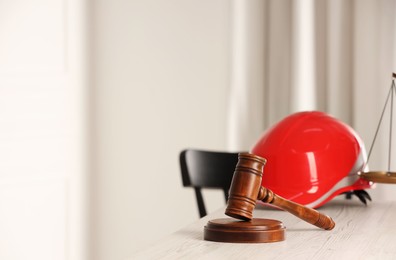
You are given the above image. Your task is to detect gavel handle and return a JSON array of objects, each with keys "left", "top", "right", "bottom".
[{"left": 258, "top": 187, "right": 335, "bottom": 230}]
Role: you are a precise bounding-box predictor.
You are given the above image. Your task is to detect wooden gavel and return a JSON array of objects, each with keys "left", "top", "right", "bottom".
[{"left": 225, "top": 152, "right": 335, "bottom": 230}]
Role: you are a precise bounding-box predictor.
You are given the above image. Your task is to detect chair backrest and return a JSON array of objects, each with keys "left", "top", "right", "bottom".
[{"left": 179, "top": 149, "right": 240, "bottom": 218}]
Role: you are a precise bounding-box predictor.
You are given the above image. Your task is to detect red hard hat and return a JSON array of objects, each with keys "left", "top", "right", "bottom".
[{"left": 251, "top": 111, "right": 373, "bottom": 208}]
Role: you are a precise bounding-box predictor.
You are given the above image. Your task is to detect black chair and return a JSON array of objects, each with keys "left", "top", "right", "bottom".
[{"left": 179, "top": 149, "right": 240, "bottom": 218}]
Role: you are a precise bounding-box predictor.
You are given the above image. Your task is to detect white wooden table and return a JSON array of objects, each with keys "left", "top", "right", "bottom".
[{"left": 130, "top": 199, "right": 396, "bottom": 259}]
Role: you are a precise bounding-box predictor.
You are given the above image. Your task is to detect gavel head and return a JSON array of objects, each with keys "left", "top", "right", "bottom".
[{"left": 225, "top": 153, "right": 267, "bottom": 221}]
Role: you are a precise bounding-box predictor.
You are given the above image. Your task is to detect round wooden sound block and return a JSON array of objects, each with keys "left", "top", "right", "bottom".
[{"left": 204, "top": 218, "right": 285, "bottom": 243}]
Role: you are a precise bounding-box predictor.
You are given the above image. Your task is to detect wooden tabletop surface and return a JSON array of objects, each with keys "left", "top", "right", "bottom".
[{"left": 130, "top": 199, "right": 396, "bottom": 259}]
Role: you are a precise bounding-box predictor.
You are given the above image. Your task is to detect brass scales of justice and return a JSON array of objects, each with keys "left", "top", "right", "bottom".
[{"left": 359, "top": 73, "right": 396, "bottom": 183}]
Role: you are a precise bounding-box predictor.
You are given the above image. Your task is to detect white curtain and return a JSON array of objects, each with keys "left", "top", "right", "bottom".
[{"left": 227, "top": 0, "right": 396, "bottom": 199}]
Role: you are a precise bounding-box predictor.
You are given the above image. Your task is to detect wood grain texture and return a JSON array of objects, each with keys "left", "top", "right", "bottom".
[{"left": 130, "top": 200, "right": 396, "bottom": 260}]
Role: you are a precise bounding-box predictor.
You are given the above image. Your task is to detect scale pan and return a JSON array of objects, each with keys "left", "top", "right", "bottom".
[{"left": 359, "top": 171, "right": 396, "bottom": 184}]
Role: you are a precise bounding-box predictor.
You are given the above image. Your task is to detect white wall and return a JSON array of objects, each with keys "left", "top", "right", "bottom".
[
  {"left": 90, "top": 0, "right": 230, "bottom": 259},
  {"left": 0, "top": 0, "right": 88, "bottom": 259}
]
